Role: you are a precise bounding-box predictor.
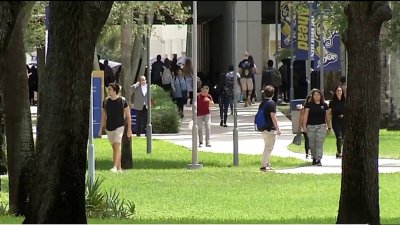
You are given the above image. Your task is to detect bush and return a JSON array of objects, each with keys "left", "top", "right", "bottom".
[
  {"left": 86, "top": 177, "right": 135, "bottom": 219},
  {"left": 151, "top": 85, "right": 180, "bottom": 133}
]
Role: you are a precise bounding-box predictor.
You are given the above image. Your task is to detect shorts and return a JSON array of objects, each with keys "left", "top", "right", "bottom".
[
  {"left": 106, "top": 126, "right": 124, "bottom": 144},
  {"left": 240, "top": 77, "right": 253, "bottom": 91}
]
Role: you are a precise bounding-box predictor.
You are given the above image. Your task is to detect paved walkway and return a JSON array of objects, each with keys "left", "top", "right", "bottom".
[
  {"left": 29, "top": 104, "right": 400, "bottom": 174},
  {"left": 151, "top": 102, "right": 400, "bottom": 174}
]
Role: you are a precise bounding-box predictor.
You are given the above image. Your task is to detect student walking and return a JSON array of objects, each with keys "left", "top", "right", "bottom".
[
  {"left": 99, "top": 83, "right": 132, "bottom": 173},
  {"left": 258, "top": 85, "right": 281, "bottom": 172},
  {"left": 302, "top": 89, "right": 329, "bottom": 166},
  {"left": 329, "top": 86, "right": 346, "bottom": 158}
]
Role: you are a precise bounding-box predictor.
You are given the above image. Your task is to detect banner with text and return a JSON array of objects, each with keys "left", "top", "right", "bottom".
[{"left": 295, "top": 3, "right": 314, "bottom": 60}]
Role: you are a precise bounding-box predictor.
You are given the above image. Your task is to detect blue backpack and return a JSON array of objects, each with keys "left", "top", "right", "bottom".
[{"left": 254, "top": 100, "right": 271, "bottom": 131}]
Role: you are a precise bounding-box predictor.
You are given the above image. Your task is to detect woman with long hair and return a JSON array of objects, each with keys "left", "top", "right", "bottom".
[
  {"left": 302, "top": 89, "right": 329, "bottom": 166},
  {"left": 329, "top": 86, "right": 346, "bottom": 158},
  {"left": 182, "top": 58, "right": 194, "bottom": 106},
  {"left": 171, "top": 68, "right": 188, "bottom": 118}
]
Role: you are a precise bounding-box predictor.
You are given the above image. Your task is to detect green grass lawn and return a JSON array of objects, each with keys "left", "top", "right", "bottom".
[
  {"left": 288, "top": 130, "right": 400, "bottom": 158},
  {"left": 1, "top": 138, "right": 400, "bottom": 224}
]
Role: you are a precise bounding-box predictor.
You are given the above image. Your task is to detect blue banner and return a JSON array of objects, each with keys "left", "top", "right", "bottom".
[
  {"left": 92, "top": 71, "right": 104, "bottom": 138},
  {"left": 295, "top": 3, "right": 313, "bottom": 60},
  {"left": 313, "top": 14, "right": 341, "bottom": 71}
]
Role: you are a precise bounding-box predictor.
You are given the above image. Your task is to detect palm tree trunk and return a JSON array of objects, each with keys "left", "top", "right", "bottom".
[
  {"left": 388, "top": 50, "right": 400, "bottom": 130},
  {"left": 120, "top": 10, "right": 133, "bottom": 169}
]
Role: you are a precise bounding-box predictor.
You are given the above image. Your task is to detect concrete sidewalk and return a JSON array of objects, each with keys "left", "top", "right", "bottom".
[{"left": 152, "top": 102, "right": 400, "bottom": 174}]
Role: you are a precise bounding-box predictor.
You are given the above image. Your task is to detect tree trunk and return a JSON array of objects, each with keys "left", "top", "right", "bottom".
[
  {"left": 23, "top": 2, "right": 113, "bottom": 223},
  {"left": 388, "top": 50, "right": 400, "bottom": 130},
  {"left": 0, "top": 93, "right": 6, "bottom": 175},
  {"left": 3, "top": 2, "right": 35, "bottom": 216},
  {"left": 379, "top": 25, "right": 390, "bottom": 128},
  {"left": 337, "top": 2, "right": 392, "bottom": 224},
  {"left": 120, "top": 11, "right": 133, "bottom": 169},
  {"left": 131, "top": 25, "right": 143, "bottom": 85},
  {"left": 36, "top": 46, "right": 45, "bottom": 118},
  {"left": 138, "top": 12, "right": 154, "bottom": 79},
  {"left": 93, "top": 47, "right": 100, "bottom": 70},
  {"left": 0, "top": 1, "right": 21, "bottom": 193}
]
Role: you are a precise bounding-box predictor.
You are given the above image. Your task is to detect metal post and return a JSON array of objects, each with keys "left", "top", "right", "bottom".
[
  {"left": 88, "top": 77, "right": 95, "bottom": 186},
  {"left": 289, "top": 3, "right": 294, "bottom": 101},
  {"left": 188, "top": 1, "right": 202, "bottom": 170},
  {"left": 307, "top": 2, "right": 313, "bottom": 93},
  {"left": 146, "top": 2, "right": 153, "bottom": 154},
  {"left": 233, "top": 0, "right": 239, "bottom": 166},
  {"left": 319, "top": 9, "right": 324, "bottom": 94},
  {"left": 275, "top": 1, "right": 279, "bottom": 70}
]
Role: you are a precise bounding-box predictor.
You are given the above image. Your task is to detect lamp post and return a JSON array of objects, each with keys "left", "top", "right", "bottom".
[
  {"left": 275, "top": 1, "right": 279, "bottom": 70},
  {"left": 233, "top": 0, "right": 239, "bottom": 166},
  {"left": 289, "top": 3, "right": 294, "bottom": 101},
  {"left": 307, "top": 1, "right": 313, "bottom": 93},
  {"left": 146, "top": 2, "right": 153, "bottom": 154},
  {"left": 188, "top": 1, "right": 202, "bottom": 170},
  {"left": 319, "top": 8, "right": 324, "bottom": 94}
]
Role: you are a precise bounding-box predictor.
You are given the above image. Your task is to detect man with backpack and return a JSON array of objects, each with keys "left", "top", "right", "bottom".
[
  {"left": 262, "top": 60, "right": 282, "bottom": 103},
  {"left": 255, "top": 85, "right": 281, "bottom": 172}
]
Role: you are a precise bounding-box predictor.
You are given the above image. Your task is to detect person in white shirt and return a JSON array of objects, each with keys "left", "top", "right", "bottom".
[{"left": 131, "top": 76, "right": 149, "bottom": 137}]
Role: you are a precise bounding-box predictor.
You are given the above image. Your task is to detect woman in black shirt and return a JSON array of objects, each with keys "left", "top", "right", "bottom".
[
  {"left": 302, "top": 89, "right": 329, "bottom": 166},
  {"left": 329, "top": 86, "right": 346, "bottom": 158}
]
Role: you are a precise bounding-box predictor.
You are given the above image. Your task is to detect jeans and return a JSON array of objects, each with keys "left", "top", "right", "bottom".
[
  {"left": 307, "top": 124, "right": 326, "bottom": 161},
  {"left": 261, "top": 130, "right": 277, "bottom": 168},
  {"left": 219, "top": 97, "right": 230, "bottom": 124},
  {"left": 332, "top": 116, "right": 345, "bottom": 154},
  {"left": 197, "top": 114, "right": 211, "bottom": 144}
]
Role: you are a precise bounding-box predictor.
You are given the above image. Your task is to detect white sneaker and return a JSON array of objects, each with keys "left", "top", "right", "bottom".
[
  {"left": 118, "top": 169, "right": 123, "bottom": 174},
  {"left": 110, "top": 167, "right": 118, "bottom": 173}
]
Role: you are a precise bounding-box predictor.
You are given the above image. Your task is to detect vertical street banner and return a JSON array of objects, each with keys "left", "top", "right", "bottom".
[
  {"left": 313, "top": 14, "right": 341, "bottom": 71},
  {"left": 91, "top": 71, "right": 104, "bottom": 138},
  {"left": 295, "top": 3, "right": 313, "bottom": 60},
  {"left": 280, "top": 1, "right": 294, "bottom": 49}
]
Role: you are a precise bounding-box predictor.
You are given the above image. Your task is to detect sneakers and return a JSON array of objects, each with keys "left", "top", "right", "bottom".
[
  {"left": 110, "top": 167, "right": 118, "bottom": 173},
  {"left": 199, "top": 142, "right": 203, "bottom": 147},
  {"left": 206, "top": 143, "right": 211, "bottom": 147},
  {"left": 312, "top": 160, "right": 322, "bottom": 166},
  {"left": 223, "top": 124, "right": 228, "bottom": 127},
  {"left": 260, "top": 166, "right": 272, "bottom": 172},
  {"left": 312, "top": 159, "right": 317, "bottom": 165},
  {"left": 220, "top": 120, "right": 223, "bottom": 127}
]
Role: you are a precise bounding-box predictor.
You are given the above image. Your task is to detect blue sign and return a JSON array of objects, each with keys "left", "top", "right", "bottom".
[{"left": 92, "top": 71, "right": 104, "bottom": 138}]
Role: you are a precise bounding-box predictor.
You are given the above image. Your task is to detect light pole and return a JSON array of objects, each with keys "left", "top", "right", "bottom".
[
  {"left": 233, "top": 0, "right": 239, "bottom": 166},
  {"left": 306, "top": 1, "right": 313, "bottom": 93},
  {"left": 88, "top": 76, "right": 95, "bottom": 186},
  {"left": 289, "top": 3, "right": 295, "bottom": 101},
  {"left": 319, "top": 8, "right": 324, "bottom": 94},
  {"left": 275, "top": 1, "right": 279, "bottom": 70},
  {"left": 188, "top": 1, "right": 202, "bottom": 170},
  {"left": 146, "top": 2, "right": 153, "bottom": 154}
]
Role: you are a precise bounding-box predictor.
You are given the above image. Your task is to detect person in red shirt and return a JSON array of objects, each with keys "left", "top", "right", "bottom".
[{"left": 197, "top": 85, "right": 214, "bottom": 147}]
